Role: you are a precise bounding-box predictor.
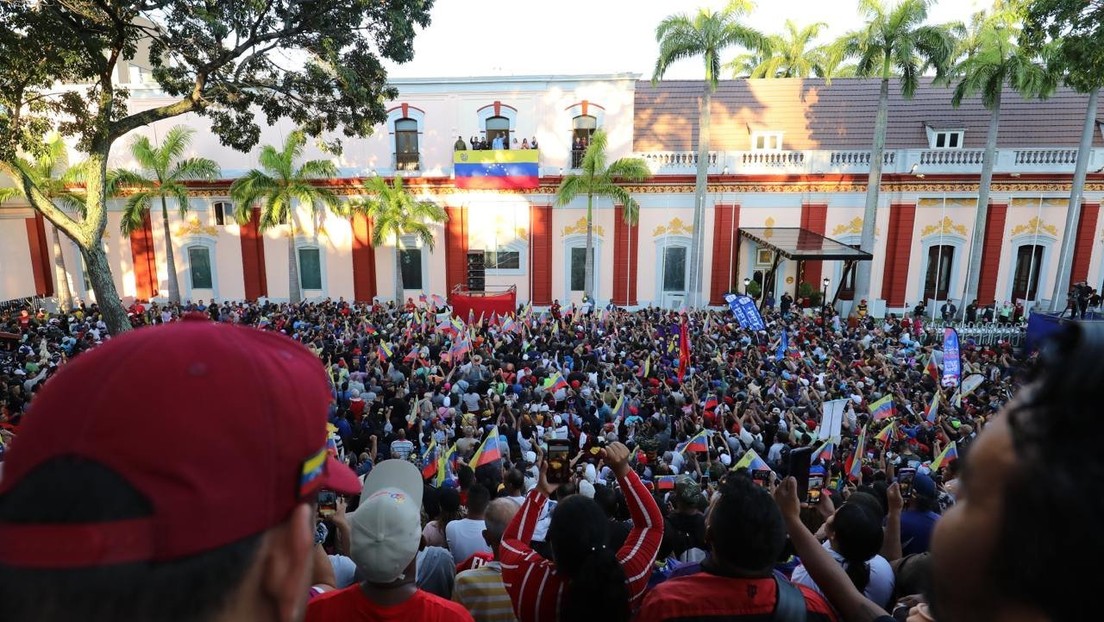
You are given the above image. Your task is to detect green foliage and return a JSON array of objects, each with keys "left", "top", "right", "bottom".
[
  {"left": 653, "top": 0, "right": 768, "bottom": 90},
  {"left": 797, "top": 281, "right": 815, "bottom": 298},
  {"left": 835, "top": 0, "right": 958, "bottom": 97},
  {"left": 117, "top": 126, "right": 220, "bottom": 234},
  {"left": 554, "top": 130, "right": 651, "bottom": 225},
  {"left": 348, "top": 176, "right": 448, "bottom": 250},
  {"left": 229, "top": 131, "right": 340, "bottom": 231},
  {"left": 746, "top": 280, "right": 762, "bottom": 299},
  {"left": 1022, "top": 0, "right": 1104, "bottom": 92}
]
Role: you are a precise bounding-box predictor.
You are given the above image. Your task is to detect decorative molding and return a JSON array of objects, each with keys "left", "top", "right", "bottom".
[
  {"left": 831, "top": 216, "right": 880, "bottom": 237},
  {"left": 652, "top": 217, "right": 693, "bottom": 237},
  {"left": 921, "top": 216, "right": 968, "bottom": 238},
  {"left": 176, "top": 217, "right": 219, "bottom": 237},
  {"left": 1011, "top": 217, "right": 1058, "bottom": 238},
  {"left": 763, "top": 216, "right": 775, "bottom": 239},
  {"left": 562, "top": 216, "right": 604, "bottom": 238}
]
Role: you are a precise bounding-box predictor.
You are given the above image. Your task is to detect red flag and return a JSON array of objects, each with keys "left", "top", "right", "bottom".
[{"left": 677, "top": 318, "right": 691, "bottom": 382}]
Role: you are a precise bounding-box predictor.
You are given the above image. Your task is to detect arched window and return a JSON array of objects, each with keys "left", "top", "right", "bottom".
[
  {"left": 395, "top": 118, "right": 420, "bottom": 171},
  {"left": 1012, "top": 244, "right": 1044, "bottom": 301},
  {"left": 570, "top": 115, "right": 597, "bottom": 168},
  {"left": 485, "top": 116, "right": 510, "bottom": 149},
  {"left": 923, "top": 245, "right": 955, "bottom": 301},
  {"left": 188, "top": 246, "right": 213, "bottom": 290}
]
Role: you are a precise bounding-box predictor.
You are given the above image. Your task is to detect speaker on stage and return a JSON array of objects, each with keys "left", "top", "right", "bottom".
[{"left": 467, "top": 250, "right": 485, "bottom": 292}]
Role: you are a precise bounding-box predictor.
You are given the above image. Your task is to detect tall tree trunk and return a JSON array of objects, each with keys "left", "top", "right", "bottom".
[
  {"left": 584, "top": 192, "right": 595, "bottom": 302},
  {"left": 853, "top": 74, "right": 891, "bottom": 306},
  {"left": 287, "top": 211, "right": 302, "bottom": 304},
  {"left": 1050, "top": 87, "right": 1099, "bottom": 311},
  {"left": 83, "top": 244, "right": 130, "bottom": 333},
  {"left": 688, "top": 88, "right": 712, "bottom": 307},
  {"left": 161, "top": 195, "right": 181, "bottom": 304},
  {"left": 50, "top": 225, "right": 72, "bottom": 312},
  {"left": 963, "top": 93, "right": 1002, "bottom": 312},
  {"left": 394, "top": 232, "right": 405, "bottom": 304}
]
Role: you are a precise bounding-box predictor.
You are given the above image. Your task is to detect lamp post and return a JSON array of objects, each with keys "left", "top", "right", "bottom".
[
  {"left": 822, "top": 277, "right": 830, "bottom": 324},
  {"left": 743, "top": 277, "right": 751, "bottom": 295}
]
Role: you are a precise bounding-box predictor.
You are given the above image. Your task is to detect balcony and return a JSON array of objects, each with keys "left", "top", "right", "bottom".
[{"left": 394, "top": 152, "right": 421, "bottom": 172}]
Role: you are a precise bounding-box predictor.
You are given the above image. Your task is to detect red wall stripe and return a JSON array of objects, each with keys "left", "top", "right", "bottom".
[
  {"left": 444, "top": 206, "right": 468, "bottom": 295},
  {"left": 880, "top": 203, "right": 916, "bottom": 307},
  {"left": 351, "top": 212, "right": 378, "bottom": 302},
  {"left": 976, "top": 203, "right": 1007, "bottom": 306},
  {"left": 530, "top": 205, "right": 553, "bottom": 306},
  {"left": 128, "top": 210, "right": 158, "bottom": 300},
  {"left": 799, "top": 203, "right": 828, "bottom": 290},
  {"left": 239, "top": 207, "right": 267, "bottom": 300},
  {"left": 24, "top": 213, "right": 53, "bottom": 296},
  {"left": 613, "top": 206, "right": 641, "bottom": 306},
  {"left": 1072, "top": 203, "right": 1100, "bottom": 286},
  {"left": 709, "top": 204, "right": 740, "bottom": 305}
]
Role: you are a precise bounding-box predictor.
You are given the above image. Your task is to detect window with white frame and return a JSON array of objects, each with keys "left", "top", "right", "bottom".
[
  {"left": 930, "top": 130, "right": 964, "bottom": 149},
  {"left": 395, "top": 118, "right": 420, "bottom": 170},
  {"left": 213, "top": 201, "right": 234, "bottom": 226},
  {"left": 188, "top": 246, "right": 213, "bottom": 290},
  {"left": 751, "top": 131, "right": 783, "bottom": 152},
  {"left": 298, "top": 247, "right": 322, "bottom": 290}
]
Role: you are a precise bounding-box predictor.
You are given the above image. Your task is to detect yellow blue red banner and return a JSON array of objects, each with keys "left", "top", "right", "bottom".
[{"left": 454, "top": 150, "right": 539, "bottom": 189}]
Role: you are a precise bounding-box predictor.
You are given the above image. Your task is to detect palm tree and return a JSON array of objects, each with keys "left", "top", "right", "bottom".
[
  {"left": 0, "top": 136, "right": 86, "bottom": 312},
  {"left": 837, "top": 0, "right": 957, "bottom": 303},
  {"left": 554, "top": 129, "right": 652, "bottom": 302},
  {"left": 347, "top": 176, "right": 447, "bottom": 304},
  {"left": 951, "top": 1, "right": 1056, "bottom": 309},
  {"left": 653, "top": 0, "right": 767, "bottom": 307},
  {"left": 114, "top": 126, "right": 220, "bottom": 304},
  {"left": 230, "top": 131, "right": 340, "bottom": 304},
  {"left": 744, "top": 20, "right": 829, "bottom": 79}
]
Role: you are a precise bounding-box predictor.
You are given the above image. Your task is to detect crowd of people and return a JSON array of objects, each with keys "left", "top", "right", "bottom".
[{"left": 0, "top": 291, "right": 1098, "bottom": 622}]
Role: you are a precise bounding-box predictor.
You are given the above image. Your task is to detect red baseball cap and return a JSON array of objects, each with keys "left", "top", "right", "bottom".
[{"left": 0, "top": 317, "right": 360, "bottom": 568}]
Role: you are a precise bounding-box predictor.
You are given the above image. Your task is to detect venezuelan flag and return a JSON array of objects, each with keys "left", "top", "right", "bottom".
[
  {"left": 421, "top": 438, "right": 439, "bottom": 480},
  {"left": 681, "top": 429, "right": 709, "bottom": 454},
  {"left": 874, "top": 421, "right": 896, "bottom": 446},
  {"left": 925, "top": 392, "right": 940, "bottom": 424},
  {"left": 377, "top": 341, "right": 393, "bottom": 361},
  {"left": 811, "top": 440, "right": 835, "bottom": 464},
  {"left": 435, "top": 443, "right": 457, "bottom": 488},
  {"left": 848, "top": 424, "right": 868, "bottom": 481},
  {"left": 454, "top": 150, "right": 539, "bottom": 189},
  {"left": 545, "top": 372, "right": 568, "bottom": 392},
  {"left": 469, "top": 428, "right": 503, "bottom": 468},
  {"left": 931, "top": 441, "right": 959, "bottom": 471},
  {"left": 868, "top": 395, "right": 895, "bottom": 421},
  {"left": 733, "top": 448, "right": 769, "bottom": 471}
]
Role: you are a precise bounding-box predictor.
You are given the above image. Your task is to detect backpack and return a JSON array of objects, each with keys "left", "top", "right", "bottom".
[{"left": 772, "top": 576, "right": 807, "bottom": 621}]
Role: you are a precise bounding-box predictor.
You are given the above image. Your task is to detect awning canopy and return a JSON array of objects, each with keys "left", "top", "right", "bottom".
[{"left": 738, "top": 227, "right": 874, "bottom": 261}]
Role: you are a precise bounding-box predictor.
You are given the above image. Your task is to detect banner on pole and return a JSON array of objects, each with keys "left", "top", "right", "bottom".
[
  {"left": 942, "top": 328, "right": 961, "bottom": 388},
  {"left": 724, "top": 293, "right": 766, "bottom": 331}
]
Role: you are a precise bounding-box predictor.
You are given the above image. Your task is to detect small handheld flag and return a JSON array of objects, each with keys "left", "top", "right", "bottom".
[
  {"left": 925, "top": 392, "right": 940, "bottom": 424},
  {"left": 680, "top": 429, "right": 709, "bottom": 455},
  {"left": 868, "top": 395, "right": 895, "bottom": 421},
  {"left": 874, "top": 421, "right": 896, "bottom": 446},
  {"left": 733, "top": 448, "right": 769, "bottom": 471},
  {"left": 421, "top": 438, "right": 439, "bottom": 480},
  {"left": 931, "top": 441, "right": 959, "bottom": 471},
  {"left": 469, "top": 428, "right": 503, "bottom": 468},
  {"left": 545, "top": 372, "right": 568, "bottom": 392},
  {"left": 847, "top": 424, "right": 868, "bottom": 481}
]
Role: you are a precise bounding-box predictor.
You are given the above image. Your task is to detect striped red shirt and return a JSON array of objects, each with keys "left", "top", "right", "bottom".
[{"left": 499, "top": 469, "right": 662, "bottom": 622}]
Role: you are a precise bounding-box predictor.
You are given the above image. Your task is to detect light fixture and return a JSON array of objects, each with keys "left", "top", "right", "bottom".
[
  {"left": 722, "top": 165, "right": 729, "bottom": 175},
  {"left": 822, "top": 277, "right": 830, "bottom": 289},
  {"left": 909, "top": 163, "right": 919, "bottom": 175}
]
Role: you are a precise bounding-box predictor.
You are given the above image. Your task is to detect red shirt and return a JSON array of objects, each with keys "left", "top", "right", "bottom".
[
  {"left": 500, "top": 469, "right": 662, "bottom": 622},
  {"left": 305, "top": 585, "right": 473, "bottom": 622},
  {"left": 637, "top": 572, "right": 838, "bottom": 622}
]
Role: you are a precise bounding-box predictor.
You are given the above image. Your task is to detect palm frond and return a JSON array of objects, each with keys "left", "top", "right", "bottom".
[
  {"left": 297, "top": 159, "right": 339, "bottom": 180},
  {"left": 121, "top": 192, "right": 153, "bottom": 234},
  {"left": 0, "top": 188, "right": 19, "bottom": 204},
  {"left": 554, "top": 174, "right": 583, "bottom": 206},
  {"left": 169, "top": 157, "right": 221, "bottom": 182}
]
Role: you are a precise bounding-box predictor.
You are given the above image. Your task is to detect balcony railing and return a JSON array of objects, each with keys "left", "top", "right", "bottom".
[
  {"left": 919, "top": 149, "right": 985, "bottom": 166},
  {"left": 828, "top": 151, "right": 897, "bottom": 166},
  {"left": 394, "top": 152, "right": 421, "bottom": 171},
  {"left": 1013, "top": 148, "right": 1078, "bottom": 165},
  {"left": 639, "top": 151, "right": 721, "bottom": 171}
]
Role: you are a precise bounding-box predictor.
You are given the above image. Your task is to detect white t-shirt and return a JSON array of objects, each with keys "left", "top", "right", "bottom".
[
  {"left": 791, "top": 541, "right": 896, "bottom": 609},
  {"left": 445, "top": 518, "right": 490, "bottom": 563}
]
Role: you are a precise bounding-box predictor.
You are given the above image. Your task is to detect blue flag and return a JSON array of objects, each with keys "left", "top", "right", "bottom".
[
  {"left": 776, "top": 329, "right": 788, "bottom": 360},
  {"left": 942, "top": 328, "right": 961, "bottom": 388},
  {"left": 724, "top": 293, "right": 766, "bottom": 331}
]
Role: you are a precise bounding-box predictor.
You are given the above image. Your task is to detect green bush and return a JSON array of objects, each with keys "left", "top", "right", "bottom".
[{"left": 746, "top": 280, "right": 762, "bottom": 299}]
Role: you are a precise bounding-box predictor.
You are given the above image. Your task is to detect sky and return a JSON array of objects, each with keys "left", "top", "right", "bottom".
[{"left": 383, "top": 0, "right": 989, "bottom": 80}]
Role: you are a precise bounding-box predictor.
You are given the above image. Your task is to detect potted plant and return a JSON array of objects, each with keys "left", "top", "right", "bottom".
[
  {"left": 746, "top": 280, "right": 762, "bottom": 300},
  {"left": 797, "top": 282, "right": 814, "bottom": 308}
]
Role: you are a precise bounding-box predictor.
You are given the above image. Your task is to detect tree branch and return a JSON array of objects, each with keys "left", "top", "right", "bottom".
[
  {"left": 107, "top": 88, "right": 201, "bottom": 144},
  {"left": 0, "top": 160, "right": 86, "bottom": 245}
]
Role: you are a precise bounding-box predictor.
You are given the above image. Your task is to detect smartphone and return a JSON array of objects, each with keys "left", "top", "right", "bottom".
[
  {"left": 318, "top": 490, "right": 337, "bottom": 518},
  {"left": 546, "top": 439, "right": 572, "bottom": 484},
  {"left": 700, "top": 472, "right": 711, "bottom": 486},
  {"left": 898, "top": 467, "right": 916, "bottom": 499},
  {"left": 752, "top": 468, "right": 772, "bottom": 488},
  {"left": 806, "top": 473, "right": 824, "bottom": 504},
  {"left": 788, "top": 445, "right": 815, "bottom": 502}
]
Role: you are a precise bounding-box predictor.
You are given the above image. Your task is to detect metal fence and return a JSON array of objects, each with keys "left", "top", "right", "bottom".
[
  {"left": 0, "top": 296, "right": 54, "bottom": 314},
  {"left": 928, "top": 320, "right": 1026, "bottom": 348}
]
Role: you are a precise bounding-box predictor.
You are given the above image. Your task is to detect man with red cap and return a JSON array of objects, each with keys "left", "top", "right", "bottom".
[{"left": 0, "top": 316, "right": 362, "bottom": 622}]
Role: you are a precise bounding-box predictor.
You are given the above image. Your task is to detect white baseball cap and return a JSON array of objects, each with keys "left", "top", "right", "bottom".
[{"left": 349, "top": 459, "right": 424, "bottom": 583}]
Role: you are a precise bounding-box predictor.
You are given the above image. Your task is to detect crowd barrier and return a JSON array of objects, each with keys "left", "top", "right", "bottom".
[{"left": 927, "top": 319, "right": 1026, "bottom": 348}]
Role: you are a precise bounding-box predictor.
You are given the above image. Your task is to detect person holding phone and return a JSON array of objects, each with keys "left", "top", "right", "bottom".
[{"left": 500, "top": 442, "right": 662, "bottom": 622}]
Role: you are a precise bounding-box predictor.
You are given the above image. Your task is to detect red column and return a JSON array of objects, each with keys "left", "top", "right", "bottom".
[
  {"left": 976, "top": 203, "right": 1008, "bottom": 306},
  {"left": 880, "top": 203, "right": 916, "bottom": 307},
  {"left": 709, "top": 203, "right": 740, "bottom": 305},
  {"left": 613, "top": 206, "right": 641, "bottom": 306},
  {"left": 799, "top": 202, "right": 828, "bottom": 289},
  {"left": 351, "top": 212, "right": 378, "bottom": 302},
  {"left": 444, "top": 206, "right": 468, "bottom": 295},
  {"left": 24, "top": 213, "right": 53, "bottom": 296},
  {"left": 128, "top": 210, "right": 159, "bottom": 300},
  {"left": 1072, "top": 202, "right": 1100, "bottom": 286},
  {"left": 530, "top": 205, "right": 553, "bottom": 306},
  {"left": 239, "top": 207, "right": 268, "bottom": 300}
]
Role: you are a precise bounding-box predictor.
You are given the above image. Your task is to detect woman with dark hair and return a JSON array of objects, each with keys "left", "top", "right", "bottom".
[
  {"left": 423, "top": 487, "right": 462, "bottom": 548},
  {"left": 500, "top": 442, "right": 662, "bottom": 622}
]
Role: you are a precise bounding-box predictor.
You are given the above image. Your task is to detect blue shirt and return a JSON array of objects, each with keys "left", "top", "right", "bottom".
[{"left": 899, "top": 509, "right": 940, "bottom": 556}]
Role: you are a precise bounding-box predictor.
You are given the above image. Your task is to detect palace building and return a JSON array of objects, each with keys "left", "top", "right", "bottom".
[{"left": 1, "top": 71, "right": 1102, "bottom": 315}]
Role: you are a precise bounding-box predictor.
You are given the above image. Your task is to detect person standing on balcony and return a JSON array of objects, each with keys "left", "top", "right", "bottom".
[
  {"left": 530, "top": 136, "right": 538, "bottom": 150},
  {"left": 521, "top": 138, "right": 529, "bottom": 149},
  {"left": 940, "top": 299, "right": 957, "bottom": 323},
  {"left": 470, "top": 135, "right": 478, "bottom": 150},
  {"left": 492, "top": 133, "right": 504, "bottom": 150},
  {"left": 965, "top": 299, "right": 978, "bottom": 323},
  {"left": 455, "top": 136, "right": 466, "bottom": 151}
]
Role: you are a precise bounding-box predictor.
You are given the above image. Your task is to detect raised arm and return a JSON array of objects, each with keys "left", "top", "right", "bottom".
[{"left": 605, "top": 443, "right": 663, "bottom": 609}]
